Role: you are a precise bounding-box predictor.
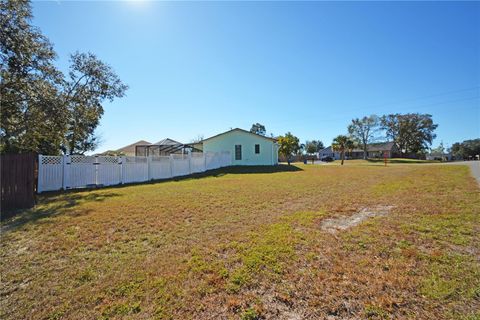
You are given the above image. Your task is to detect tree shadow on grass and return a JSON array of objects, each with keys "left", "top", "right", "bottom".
[
  {"left": 1, "top": 191, "right": 121, "bottom": 232},
  {"left": 200, "top": 164, "right": 303, "bottom": 176},
  {"left": 64, "top": 164, "right": 302, "bottom": 188},
  {"left": 105, "top": 164, "right": 302, "bottom": 185},
  {"left": 140, "top": 164, "right": 302, "bottom": 182}
]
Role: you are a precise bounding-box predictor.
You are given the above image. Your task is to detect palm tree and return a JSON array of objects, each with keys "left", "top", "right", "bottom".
[{"left": 332, "top": 135, "right": 355, "bottom": 165}]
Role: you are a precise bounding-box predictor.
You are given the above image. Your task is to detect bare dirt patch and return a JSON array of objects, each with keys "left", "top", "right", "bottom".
[
  {"left": 261, "top": 291, "right": 305, "bottom": 320},
  {"left": 321, "top": 205, "right": 394, "bottom": 233}
]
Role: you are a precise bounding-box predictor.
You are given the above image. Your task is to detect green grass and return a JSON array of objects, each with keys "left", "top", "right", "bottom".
[
  {"left": 226, "top": 211, "right": 323, "bottom": 292},
  {"left": 327, "top": 158, "right": 442, "bottom": 166},
  {"left": 367, "top": 158, "right": 442, "bottom": 164},
  {"left": 1, "top": 163, "right": 479, "bottom": 319},
  {"left": 240, "top": 307, "right": 260, "bottom": 320}
]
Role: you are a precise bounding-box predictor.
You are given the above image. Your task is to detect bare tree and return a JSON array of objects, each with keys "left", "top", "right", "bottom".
[
  {"left": 348, "top": 115, "right": 380, "bottom": 160},
  {"left": 190, "top": 134, "right": 204, "bottom": 143}
]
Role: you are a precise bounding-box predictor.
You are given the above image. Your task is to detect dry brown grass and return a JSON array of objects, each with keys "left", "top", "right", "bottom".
[{"left": 1, "top": 163, "right": 479, "bottom": 319}]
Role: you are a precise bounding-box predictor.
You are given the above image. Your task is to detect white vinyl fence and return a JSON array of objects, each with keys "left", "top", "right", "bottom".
[{"left": 38, "top": 152, "right": 231, "bottom": 193}]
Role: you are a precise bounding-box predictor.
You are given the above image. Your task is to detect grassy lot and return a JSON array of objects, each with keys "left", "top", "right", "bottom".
[
  {"left": 365, "top": 158, "right": 441, "bottom": 164},
  {"left": 1, "top": 163, "right": 479, "bottom": 319}
]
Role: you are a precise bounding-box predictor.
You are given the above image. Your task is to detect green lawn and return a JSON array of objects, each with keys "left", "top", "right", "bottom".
[
  {"left": 366, "top": 158, "right": 442, "bottom": 164},
  {"left": 1, "top": 163, "right": 479, "bottom": 319},
  {"left": 309, "top": 158, "right": 442, "bottom": 165}
]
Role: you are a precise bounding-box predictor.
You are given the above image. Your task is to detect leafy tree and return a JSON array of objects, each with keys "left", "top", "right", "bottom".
[
  {"left": 348, "top": 115, "right": 379, "bottom": 160},
  {"left": 332, "top": 135, "right": 355, "bottom": 165},
  {"left": 62, "top": 52, "right": 128, "bottom": 154},
  {"left": 314, "top": 140, "right": 325, "bottom": 151},
  {"left": 380, "top": 113, "right": 438, "bottom": 156},
  {"left": 450, "top": 139, "right": 480, "bottom": 160},
  {"left": 101, "top": 150, "right": 126, "bottom": 157},
  {"left": 277, "top": 132, "right": 300, "bottom": 164},
  {"left": 305, "top": 140, "right": 324, "bottom": 155},
  {"left": 0, "top": 0, "right": 66, "bottom": 154},
  {"left": 250, "top": 123, "right": 266, "bottom": 136},
  {"left": 305, "top": 142, "right": 317, "bottom": 155},
  {"left": 0, "top": 1, "right": 128, "bottom": 155},
  {"left": 430, "top": 142, "right": 445, "bottom": 154}
]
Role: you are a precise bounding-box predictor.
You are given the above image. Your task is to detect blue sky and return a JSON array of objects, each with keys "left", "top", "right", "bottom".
[{"left": 32, "top": 1, "right": 479, "bottom": 152}]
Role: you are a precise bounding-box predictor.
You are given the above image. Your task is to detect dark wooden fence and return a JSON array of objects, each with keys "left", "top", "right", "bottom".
[{"left": 1, "top": 153, "right": 37, "bottom": 217}]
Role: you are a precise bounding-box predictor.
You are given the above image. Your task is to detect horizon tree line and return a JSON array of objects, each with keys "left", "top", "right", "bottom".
[
  {"left": 332, "top": 113, "right": 439, "bottom": 163},
  {"left": 275, "top": 113, "right": 441, "bottom": 165}
]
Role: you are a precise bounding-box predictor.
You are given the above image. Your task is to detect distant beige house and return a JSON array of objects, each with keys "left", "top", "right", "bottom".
[
  {"left": 100, "top": 138, "right": 203, "bottom": 157},
  {"left": 152, "top": 138, "right": 181, "bottom": 146},
  {"left": 98, "top": 140, "right": 151, "bottom": 156},
  {"left": 363, "top": 142, "right": 399, "bottom": 158},
  {"left": 135, "top": 138, "right": 188, "bottom": 156}
]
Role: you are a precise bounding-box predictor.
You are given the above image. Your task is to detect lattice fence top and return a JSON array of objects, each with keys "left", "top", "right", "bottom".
[
  {"left": 40, "top": 155, "right": 62, "bottom": 165},
  {"left": 69, "top": 155, "right": 97, "bottom": 164},
  {"left": 97, "top": 156, "right": 120, "bottom": 164}
]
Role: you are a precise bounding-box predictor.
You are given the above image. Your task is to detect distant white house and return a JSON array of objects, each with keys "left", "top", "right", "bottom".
[
  {"left": 202, "top": 128, "right": 279, "bottom": 166},
  {"left": 426, "top": 152, "right": 453, "bottom": 161},
  {"left": 318, "top": 146, "right": 340, "bottom": 160}
]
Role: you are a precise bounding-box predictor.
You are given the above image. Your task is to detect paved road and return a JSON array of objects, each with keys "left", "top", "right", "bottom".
[{"left": 444, "top": 161, "right": 480, "bottom": 186}]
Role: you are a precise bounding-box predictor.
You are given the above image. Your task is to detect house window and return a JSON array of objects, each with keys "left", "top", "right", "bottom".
[
  {"left": 255, "top": 144, "right": 260, "bottom": 154},
  {"left": 235, "top": 145, "right": 242, "bottom": 160}
]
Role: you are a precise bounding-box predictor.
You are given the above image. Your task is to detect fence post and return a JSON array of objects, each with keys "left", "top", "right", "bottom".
[
  {"left": 117, "top": 157, "right": 121, "bottom": 185},
  {"left": 62, "top": 155, "right": 68, "bottom": 190},
  {"left": 188, "top": 152, "right": 192, "bottom": 174},
  {"left": 120, "top": 156, "right": 125, "bottom": 184},
  {"left": 37, "top": 155, "right": 43, "bottom": 193},
  {"left": 94, "top": 156, "right": 99, "bottom": 185},
  {"left": 147, "top": 156, "right": 152, "bottom": 180}
]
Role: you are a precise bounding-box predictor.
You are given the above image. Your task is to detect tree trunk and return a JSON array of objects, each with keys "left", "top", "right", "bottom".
[{"left": 341, "top": 151, "right": 345, "bottom": 165}]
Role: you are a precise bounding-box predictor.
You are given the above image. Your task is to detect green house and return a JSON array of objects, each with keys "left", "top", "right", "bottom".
[{"left": 202, "top": 128, "right": 279, "bottom": 166}]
